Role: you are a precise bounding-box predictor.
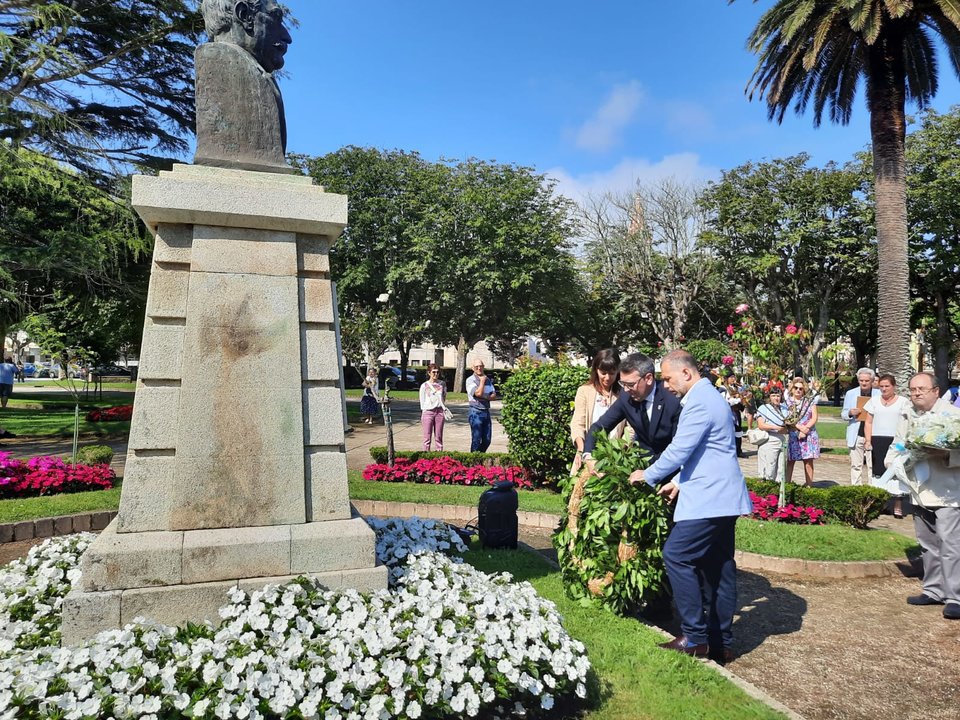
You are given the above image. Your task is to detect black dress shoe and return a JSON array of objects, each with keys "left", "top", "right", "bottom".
[
  {"left": 658, "top": 636, "right": 709, "bottom": 657},
  {"left": 907, "top": 594, "right": 944, "bottom": 606},
  {"left": 0, "top": 430, "right": 16, "bottom": 439},
  {"left": 944, "top": 603, "right": 960, "bottom": 620},
  {"left": 709, "top": 646, "right": 736, "bottom": 665}
]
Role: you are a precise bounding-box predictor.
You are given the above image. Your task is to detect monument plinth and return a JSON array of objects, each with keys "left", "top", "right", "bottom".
[{"left": 61, "top": 165, "right": 387, "bottom": 643}]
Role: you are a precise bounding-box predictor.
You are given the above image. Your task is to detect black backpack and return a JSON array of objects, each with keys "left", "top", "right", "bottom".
[{"left": 478, "top": 480, "right": 519, "bottom": 549}]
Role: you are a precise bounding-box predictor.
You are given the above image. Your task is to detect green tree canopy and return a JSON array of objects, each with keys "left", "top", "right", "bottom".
[
  {"left": 906, "top": 106, "right": 960, "bottom": 387},
  {"left": 0, "top": 147, "right": 147, "bottom": 342},
  {"left": 1, "top": 0, "right": 202, "bottom": 181},
  {"left": 739, "top": 0, "right": 960, "bottom": 385}
]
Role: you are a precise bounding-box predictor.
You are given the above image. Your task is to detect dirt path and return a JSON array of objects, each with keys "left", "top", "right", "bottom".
[{"left": 518, "top": 526, "right": 958, "bottom": 720}]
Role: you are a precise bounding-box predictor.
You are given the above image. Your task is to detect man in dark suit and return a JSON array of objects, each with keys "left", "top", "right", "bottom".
[{"left": 581, "top": 352, "right": 681, "bottom": 464}]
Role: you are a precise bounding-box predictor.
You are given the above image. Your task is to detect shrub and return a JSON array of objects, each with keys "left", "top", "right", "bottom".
[
  {"left": 0, "top": 452, "right": 115, "bottom": 499},
  {"left": 499, "top": 359, "right": 589, "bottom": 485},
  {"left": 74, "top": 444, "right": 114, "bottom": 466},
  {"left": 744, "top": 478, "right": 888, "bottom": 528},
  {"left": 85, "top": 404, "right": 133, "bottom": 422},
  {"left": 363, "top": 456, "right": 533, "bottom": 489},
  {"left": 369, "top": 446, "right": 516, "bottom": 467},
  {"left": 554, "top": 432, "right": 671, "bottom": 614},
  {"left": 750, "top": 492, "right": 825, "bottom": 524},
  {"left": 684, "top": 339, "right": 729, "bottom": 367}
]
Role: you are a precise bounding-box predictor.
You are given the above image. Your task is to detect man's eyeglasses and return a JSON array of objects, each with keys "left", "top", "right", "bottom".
[
  {"left": 908, "top": 387, "right": 934, "bottom": 396},
  {"left": 618, "top": 380, "right": 639, "bottom": 390}
]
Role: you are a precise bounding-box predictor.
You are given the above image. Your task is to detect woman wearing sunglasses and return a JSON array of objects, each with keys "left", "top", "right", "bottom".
[{"left": 786, "top": 377, "right": 820, "bottom": 486}]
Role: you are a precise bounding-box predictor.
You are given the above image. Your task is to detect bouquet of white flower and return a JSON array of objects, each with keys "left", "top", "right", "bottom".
[{"left": 904, "top": 411, "right": 960, "bottom": 452}]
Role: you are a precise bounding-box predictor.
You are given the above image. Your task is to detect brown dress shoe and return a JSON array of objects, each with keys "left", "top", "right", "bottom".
[{"left": 658, "top": 635, "right": 709, "bottom": 657}]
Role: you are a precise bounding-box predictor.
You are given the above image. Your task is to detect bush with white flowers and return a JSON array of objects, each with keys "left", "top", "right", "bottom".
[
  {"left": 0, "top": 518, "right": 591, "bottom": 719},
  {"left": 366, "top": 516, "right": 467, "bottom": 584}
]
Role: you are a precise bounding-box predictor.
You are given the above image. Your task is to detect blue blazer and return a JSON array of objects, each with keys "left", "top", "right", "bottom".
[
  {"left": 583, "top": 381, "right": 681, "bottom": 464},
  {"left": 644, "top": 378, "right": 753, "bottom": 522}
]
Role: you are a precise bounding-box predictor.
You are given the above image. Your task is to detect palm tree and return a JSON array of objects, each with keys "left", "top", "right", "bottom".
[{"left": 740, "top": 0, "right": 960, "bottom": 384}]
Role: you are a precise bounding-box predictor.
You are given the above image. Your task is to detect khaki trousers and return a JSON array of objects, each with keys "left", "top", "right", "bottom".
[{"left": 849, "top": 436, "right": 872, "bottom": 485}]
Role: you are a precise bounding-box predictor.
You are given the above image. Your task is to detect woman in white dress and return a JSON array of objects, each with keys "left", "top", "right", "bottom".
[{"left": 864, "top": 373, "right": 911, "bottom": 518}]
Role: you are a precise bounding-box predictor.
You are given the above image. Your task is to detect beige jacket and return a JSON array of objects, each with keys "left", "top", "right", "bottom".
[
  {"left": 885, "top": 397, "right": 960, "bottom": 508},
  {"left": 569, "top": 384, "right": 627, "bottom": 448}
]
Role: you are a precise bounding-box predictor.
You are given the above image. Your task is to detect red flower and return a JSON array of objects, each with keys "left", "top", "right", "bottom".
[
  {"left": 785, "top": 324, "right": 798, "bottom": 335},
  {"left": 726, "top": 324, "right": 735, "bottom": 336}
]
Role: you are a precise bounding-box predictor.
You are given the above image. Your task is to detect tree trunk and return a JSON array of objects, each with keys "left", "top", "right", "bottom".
[
  {"left": 867, "top": 40, "right": 912, "bottom": 387},
  {"left": 396, "top": 336, "right": 411, "bottom": 388},
  {"left": 453, "top": 336, "right": 469, "bottom": 393}
]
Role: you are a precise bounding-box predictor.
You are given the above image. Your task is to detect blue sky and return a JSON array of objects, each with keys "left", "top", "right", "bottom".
[{"left": 279, "top": 1, "right": 960, "bottom": 201}]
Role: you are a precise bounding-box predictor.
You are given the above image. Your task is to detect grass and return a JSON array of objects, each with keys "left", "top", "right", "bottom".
[
  {"left": 0, "top": 486, "right": 123, "bottom": 523},
  {"left": 347, "top": 471, "right": 565, "bottom": 514},
  {"left": 344, "top": 389, "right": 469, "bottom": 403},
  {"left": 736, "top": 517, "right": 918, "bottom": 561},
  {"left": 463, "top": 542, "right": 786, "bottom": 720},
  {"left": 0, "top": 390, "right": 133, "bottom": 438},
  {"left": 812, "top": 421, "right": 845, "bottom": 441}
]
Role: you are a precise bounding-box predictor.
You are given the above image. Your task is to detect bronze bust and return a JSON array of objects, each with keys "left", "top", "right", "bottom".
[{"left": 194, "top": 0, "right": 294, "bottom": 173}]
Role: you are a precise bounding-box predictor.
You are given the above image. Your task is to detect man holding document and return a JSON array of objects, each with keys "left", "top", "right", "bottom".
[{"left": 842, "top": 368, "right": 880, "bottom": 485}]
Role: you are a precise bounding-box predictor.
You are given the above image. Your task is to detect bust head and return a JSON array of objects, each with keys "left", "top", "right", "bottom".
[{"left": 202, "top": 0, "right": 292, "bottom": 72}]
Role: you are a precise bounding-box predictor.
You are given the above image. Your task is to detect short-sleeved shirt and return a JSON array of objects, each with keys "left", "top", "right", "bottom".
[
  {"left": 0, "top": 362, "right": 16, "bottom": 385},
  {"left": 465, "top": 374, "right": 494, "bottom": 411},
  {"left": 864, "top": 395, "right": 909, "bottom": 438}
]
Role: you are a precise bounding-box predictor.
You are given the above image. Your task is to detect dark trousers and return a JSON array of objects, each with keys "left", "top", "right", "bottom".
[
  {"left": 468, "top": 408, "right": 492, "bottom": 452},
  {"left": 663, "top": 516, "right": 738, "bottom": 647}
]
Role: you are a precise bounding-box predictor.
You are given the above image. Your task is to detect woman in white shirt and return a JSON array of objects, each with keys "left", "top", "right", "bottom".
[
  {"left": 755, "top": 389, "right": 789, "bottom": 481},
  {"left": 864, "top": 373, "right": 911, "bottom": 518},
  {"left": 419, "top": 363, "right": 447, "bottom": 451}
]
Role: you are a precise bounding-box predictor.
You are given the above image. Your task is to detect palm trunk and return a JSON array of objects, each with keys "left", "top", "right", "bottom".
[{"left": 867, "top": 41, "right": 912, "bottom": 387}]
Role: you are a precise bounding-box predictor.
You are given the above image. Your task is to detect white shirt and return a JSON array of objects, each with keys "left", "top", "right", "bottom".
[
  {"left": 644, "top": 384, "right": 657, "bottom": 420},
  {"left": 864, "top": 395, "right": 909, "bottom": 437}
]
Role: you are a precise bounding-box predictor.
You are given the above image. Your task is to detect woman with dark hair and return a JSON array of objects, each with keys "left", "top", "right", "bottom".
[
  {"left": 569, "top": 349, "right": 626, "bottom": 474},
  {"left": 864, "top": 373, "right": 911, "bottom": 518}
]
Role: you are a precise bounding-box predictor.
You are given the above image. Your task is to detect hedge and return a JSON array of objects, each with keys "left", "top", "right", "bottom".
[
  {"left": 75, "top": 444, "right": 115, "bottom": 466},
  {"left": 499, "top": 361, "right": 589, "bottom": 484},
  {"left": 369, "top": 447, "right": 517, "bottom": 467},
  {"left": 744, "top": 478, "right": 889, "bottom": 529}
]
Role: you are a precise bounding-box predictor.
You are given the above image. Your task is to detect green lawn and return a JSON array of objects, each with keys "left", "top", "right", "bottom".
[
  {"left": 344, "top": 388, "right": 469, "bottom": 403},
  {"left": 813, "top": 421, "right": 845, "bottom": 441},
  {"left": 464, "top": 543, "right": 786, "bottom": 720},
  {"left": 0, "top": 486, "right": 123, "bottom": 523},
  {"left": 736, "top": 517, "right": 917, "bottom": 561},
  {"left": 0, "top": 390, "right": 133, "bottom": 438}
]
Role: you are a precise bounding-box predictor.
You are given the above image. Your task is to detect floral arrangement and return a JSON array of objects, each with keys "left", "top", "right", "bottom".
[
  {"left": 363, "top": 456, "right": 533, "bottom": 490},
  {"left": 903, "top": 411, "right": 960, "bottom": 451},
  {"left": 0, "top": 452, "right": 115, "bottom": 499},
  {"left": 0, "top": 521, "right": 591, "bottom": 720},
  {"left": 85, "top": 404, "right": 134, "bottom": 422},
  {"left": 749, "top": 492, "right": 825, "bottom": 524}
]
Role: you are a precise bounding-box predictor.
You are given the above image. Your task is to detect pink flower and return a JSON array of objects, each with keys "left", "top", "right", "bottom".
[
  {"left": 726, "top": 324, "right": 735, "bottom": 336},
  {"left": 735, "top": 303, "right": 750, "bottom": 314},
  {"left": 785, "top": 324, "right": 798, "bottom": 335},
  {"left": 721, "top": 355, "right": 734, "bottom": 366}
]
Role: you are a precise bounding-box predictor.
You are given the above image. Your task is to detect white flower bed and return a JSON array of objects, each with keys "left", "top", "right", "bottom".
[
  {"left": 366, "top": 516, "right": 467, "bottom": 584},
  {"left": 0, "top": 518, "right": 590, "bottom": 720}
]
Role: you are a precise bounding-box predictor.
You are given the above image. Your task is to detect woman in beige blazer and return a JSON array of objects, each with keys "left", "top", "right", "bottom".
[{"left": 570, "top": 348, "right": 627, "bottom": 474}]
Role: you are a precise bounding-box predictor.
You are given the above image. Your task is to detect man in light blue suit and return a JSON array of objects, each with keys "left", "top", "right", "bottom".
[
  {"left": 630, "top": 349, "right": 752, "bottom": 662},
  {"left": 841, "top": 368, "right": 881, "bottom": 485}
]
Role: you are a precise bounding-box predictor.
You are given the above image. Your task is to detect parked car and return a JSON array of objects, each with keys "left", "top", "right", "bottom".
[
  {"left": 384, "top": 366, "right": 417, "bottom": 384},
  {"left": 22, "top": 363, "right": 36, "bottom": 378},
  {"left": 92, "top": 365, "right": 131, "bottom": 377}
]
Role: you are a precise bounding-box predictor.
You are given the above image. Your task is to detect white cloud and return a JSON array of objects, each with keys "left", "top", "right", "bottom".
[
  {"left": 574, "top": 80, "right": 644, "bottom": 152},
  {"left": 545, "top": 152, "right": 720, "bottom": 206}
]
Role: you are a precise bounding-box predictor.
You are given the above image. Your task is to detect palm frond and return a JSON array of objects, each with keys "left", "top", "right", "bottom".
[{"left": 902, "top": 26, "right": 939, "bottom": 104}]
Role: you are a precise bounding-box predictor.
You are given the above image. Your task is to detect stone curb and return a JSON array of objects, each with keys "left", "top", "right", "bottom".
[
  {"left": 352, "top": 501, "right": 917, "bottom": 580},
  {"left": 0, "top": 511, "right": 117, "bottom": 544}
]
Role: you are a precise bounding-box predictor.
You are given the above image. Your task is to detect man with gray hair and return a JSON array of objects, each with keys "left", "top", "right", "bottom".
[
  {"left": 841, "top": 367, "right": 880, "bottom": 485},
  {"left": 194, "top": 0, "right": 293, "bottom": 172}
]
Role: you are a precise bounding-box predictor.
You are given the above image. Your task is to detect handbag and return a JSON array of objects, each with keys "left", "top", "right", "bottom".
[
  {"left": 440, "top": 402, "right": 453, "bottom": 421},
  {"left": 746, "top": 428, "right": 770, "bottom": 446}
]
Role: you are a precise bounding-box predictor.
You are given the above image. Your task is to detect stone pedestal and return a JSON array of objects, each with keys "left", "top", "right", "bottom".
[{"left": 61, "top": 165, "right": 387, "bottom": 645}]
